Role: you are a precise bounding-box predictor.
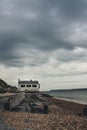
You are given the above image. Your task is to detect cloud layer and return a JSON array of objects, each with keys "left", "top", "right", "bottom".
[{"left": 0, "top": 0, "right": 87, "bottom": 90}]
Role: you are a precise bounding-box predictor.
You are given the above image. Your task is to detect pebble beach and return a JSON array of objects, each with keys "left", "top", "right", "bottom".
[{"left": 0, "top": 94, "right": 87, "bottom": 130}]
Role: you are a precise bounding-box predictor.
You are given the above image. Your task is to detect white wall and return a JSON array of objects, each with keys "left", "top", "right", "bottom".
[{"left": 18, "top": 84, "right": 39, "bottom": 92}]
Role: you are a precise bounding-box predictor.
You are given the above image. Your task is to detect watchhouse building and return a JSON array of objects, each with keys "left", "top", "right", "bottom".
[{"left": 18, "top": 79, "right": 40, "bottom": 92}]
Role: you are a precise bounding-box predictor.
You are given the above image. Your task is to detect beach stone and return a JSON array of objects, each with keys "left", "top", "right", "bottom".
[
  {"left": 43, "top": 104, "right": 48, "bottom": 114},
  {"left": 23, "top": 128, "right": 34, "bottom": 130},
  {"left": 25, "top": 118, "right": 33, "bottom": 123},
  {"left": 83, "top": 107, "right": 87, "bottom": 117},
  {"left": 0, "top": 118, "right": 16, "bottom": 130},
  {"left": 5, "top": 126, "right": 16, "bottom": 130},
  {"left": 0, "top": 125, "right": 16, "bottom": 130},
  {"left": 0, "top": 124, "right": 7, "bottom": 130},
  {"left": 0, "top": 117, "right": 5, "bottom": 123}
]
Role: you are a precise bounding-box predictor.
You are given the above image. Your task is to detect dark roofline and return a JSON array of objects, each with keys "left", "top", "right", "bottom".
[{"left": 18, "top": 80, "right": 39, "bottom": 84}]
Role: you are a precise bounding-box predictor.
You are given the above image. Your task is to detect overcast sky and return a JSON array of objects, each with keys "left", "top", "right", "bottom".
[{"left": 0, "top": 0, "right": 87, "bottom": 90}]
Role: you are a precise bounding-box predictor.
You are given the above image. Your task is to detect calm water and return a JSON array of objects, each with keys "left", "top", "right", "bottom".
[{"left": 46, "top": 89, "right": 87, "bottom": 105}]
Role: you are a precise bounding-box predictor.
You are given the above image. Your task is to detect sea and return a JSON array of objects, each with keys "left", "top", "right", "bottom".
[{"left": 45, "top": 89, "right": 87, "bottom": 105}]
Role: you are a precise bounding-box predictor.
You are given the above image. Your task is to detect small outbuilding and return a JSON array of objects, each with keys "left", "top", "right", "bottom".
[{"left": 18, "top": 79, "right": 40, "bottom": 92}]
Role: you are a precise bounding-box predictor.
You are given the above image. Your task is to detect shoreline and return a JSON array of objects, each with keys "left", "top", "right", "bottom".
[
  {"left": 41, "top": 92, "right": 87, "bottom": 105},
  {"left": 41, "top": 93, "right": 87, "bottom": 115},
  {"left": 52, "top": 96, "right": 87, "bottom": 105},
  {"left": 43, "top": 89, "right": 87, "bottom": 105}
]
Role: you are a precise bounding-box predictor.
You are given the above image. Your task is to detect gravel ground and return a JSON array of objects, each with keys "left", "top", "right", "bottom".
[{"left": 0, "top": 95, "right": 87, "bottom": 130}]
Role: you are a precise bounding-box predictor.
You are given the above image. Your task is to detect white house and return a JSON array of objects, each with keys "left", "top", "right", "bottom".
[{"left": 18, "top": 79, "right": 40, "bottom": 92}]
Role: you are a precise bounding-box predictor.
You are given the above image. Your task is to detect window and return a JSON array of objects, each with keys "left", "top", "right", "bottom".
[
  {"left": 20, "top": 85, "right": 25, "bottom": 87},
  {"left": 32, "top": 85, "right": 37, "bottom": 87},
  {"left": 27, "top": 85, "right": 31, "bottom": 87}
]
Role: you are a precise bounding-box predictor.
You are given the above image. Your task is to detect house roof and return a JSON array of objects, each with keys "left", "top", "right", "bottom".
[{"left": 18, "top": 80, "right": 39, "bottom": 84}]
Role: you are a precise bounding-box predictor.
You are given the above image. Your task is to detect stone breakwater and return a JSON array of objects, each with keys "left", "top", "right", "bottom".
[{"left": 0, "top": 93, "right": 49, "bottom": 113}]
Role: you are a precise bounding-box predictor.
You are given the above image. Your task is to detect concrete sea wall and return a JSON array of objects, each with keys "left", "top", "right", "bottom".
[
  {"left": 0, "top": 96, "right": 9, "bottom": 109},
  {"left": 0, "top": 92, "right": 25, "bottom": 110}
]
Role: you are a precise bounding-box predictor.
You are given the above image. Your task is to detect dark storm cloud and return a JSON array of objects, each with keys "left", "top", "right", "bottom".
[
  {"left": 54, "top": 48, "right": 87, "bottom": 62},
  {"left": 52, "top": 0, "right": 87, "bottom": 20},
  {"left": 0, "top": 0, "right": 87, "bottom": 66}
]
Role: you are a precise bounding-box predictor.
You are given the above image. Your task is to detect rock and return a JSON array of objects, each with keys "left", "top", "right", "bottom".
[
  {"left": 0, "top": 117, "right": 16, "bottom": 130},
  {"left": 23, "top": 128, "right": 33, "bottom": 130},
  {"left": 25, "top": 118, "right": 33, "bottom": 123},
  {"left": 43, "top": 104, "right": 48, "bottom": 114},
  {"left": 83, "top": 107, "right": 87, "bottom": 116},
  {"left": 0, "top": 117, "right": 5, "bottom": 123}
]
